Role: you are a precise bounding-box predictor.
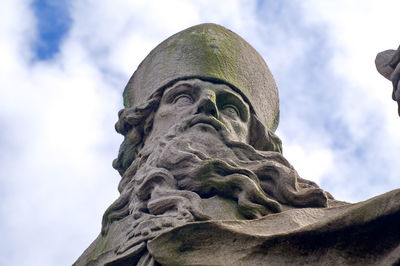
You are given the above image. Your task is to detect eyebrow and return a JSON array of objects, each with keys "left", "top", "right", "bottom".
[{"left": 162, "top": 83, "right": 197, "bottom": 102}]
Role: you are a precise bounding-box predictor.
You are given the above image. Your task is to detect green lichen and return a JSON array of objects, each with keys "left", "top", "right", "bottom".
[
  {"left": 87, "top": 235, "right": 109, "bottom": 262},
  {"left": 123, "top": 23, "right": 279, "bottom": 132}
]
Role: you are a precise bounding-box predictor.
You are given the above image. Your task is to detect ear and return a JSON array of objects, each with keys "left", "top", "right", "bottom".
[{"left": 249, "top": 114, "right": 282, "bottom": 153}]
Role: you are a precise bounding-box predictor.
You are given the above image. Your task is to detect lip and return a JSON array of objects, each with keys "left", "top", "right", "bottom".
[{"left": 188, "top": 116, "right": 224, "bottom": 131}]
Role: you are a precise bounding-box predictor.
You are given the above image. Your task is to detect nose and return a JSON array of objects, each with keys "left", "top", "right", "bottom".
[{"left": 195, "top": 90, "right": 219, "bottom": 118}]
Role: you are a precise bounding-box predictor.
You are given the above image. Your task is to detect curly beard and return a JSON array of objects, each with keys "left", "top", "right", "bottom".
[{"left": 101, "top": 114, "right": 330, "bottom": 259}]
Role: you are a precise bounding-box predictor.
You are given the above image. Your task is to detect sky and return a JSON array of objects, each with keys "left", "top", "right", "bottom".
[{"left": 1, "top": 0, "right": 399, "bottom": 265}]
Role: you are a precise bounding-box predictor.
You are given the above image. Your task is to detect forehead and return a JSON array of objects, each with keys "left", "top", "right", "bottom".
[{"left": 163, "top": 79, "right": 247, "bottom": 100}]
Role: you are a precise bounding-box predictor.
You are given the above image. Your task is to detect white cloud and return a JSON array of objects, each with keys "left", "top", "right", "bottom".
[{"left": 283, "top": 143, "right": 334, "bottom": 184}]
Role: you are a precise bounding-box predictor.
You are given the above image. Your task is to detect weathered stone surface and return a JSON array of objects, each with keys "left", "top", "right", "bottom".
[
  {"left": 149, "top": 189, "right": 400, "bottom": 265},
  {"left": 75, "top": 24, "right": 400, "bottom": 266}
]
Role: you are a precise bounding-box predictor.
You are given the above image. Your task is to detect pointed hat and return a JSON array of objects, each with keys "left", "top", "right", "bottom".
[{"left": 123, "top": 23, "right": 279, "bottom": 131}]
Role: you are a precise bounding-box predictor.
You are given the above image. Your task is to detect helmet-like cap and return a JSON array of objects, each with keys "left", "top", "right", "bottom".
[{"left": 123, "top": 23, "right": 279, "bottom": 131}]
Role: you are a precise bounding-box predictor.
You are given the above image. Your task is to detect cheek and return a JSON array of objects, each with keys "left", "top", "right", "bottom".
[
  {"left": 221, "top": 117, "right": 249, "bottom": 142},
  {"left": 232, "top": 121, "right": 249, "bottom": 140},
  {"left": 153, "top": 108, "right": 175, "bottom": 129},
  {"left": 152, "top": 106, "right": 192, "bottom": 131}
]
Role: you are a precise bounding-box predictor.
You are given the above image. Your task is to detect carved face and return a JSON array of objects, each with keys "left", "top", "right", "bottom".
[{"left": 149, "top": 79, "right": 251, "bottom": 143}]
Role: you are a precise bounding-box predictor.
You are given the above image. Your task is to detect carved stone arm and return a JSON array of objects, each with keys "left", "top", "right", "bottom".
[{"left": 375, "top": 45, "right": 400, "bottom": 115}]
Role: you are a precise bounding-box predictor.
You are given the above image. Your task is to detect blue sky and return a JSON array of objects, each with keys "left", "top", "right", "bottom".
[
  {"left": 31, "top": 0, "right": 72, "bottom": 60},
  {"left": 1, "top": 0, "right": 400, "bottom": 265}
]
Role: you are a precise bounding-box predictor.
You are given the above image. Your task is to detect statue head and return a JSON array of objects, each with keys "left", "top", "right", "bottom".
[
  {"left": 113, "top": 23, "right": 283, "bottom": 176},
  {"left": 99, "top": 23, "right": 329, "bottom": 257}
]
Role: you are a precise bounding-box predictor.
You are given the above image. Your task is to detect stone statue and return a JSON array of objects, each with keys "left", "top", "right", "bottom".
[
  {"left": 75, "top": 24, "right": 400, "bottom": 266},
  {"left": 376, "top": 45, "right": 400, "bottom": 116}
]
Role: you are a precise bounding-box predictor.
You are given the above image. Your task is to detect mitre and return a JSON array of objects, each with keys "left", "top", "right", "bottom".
[{"left": 123, "top": 23, "right": 280, "bottom": 131}]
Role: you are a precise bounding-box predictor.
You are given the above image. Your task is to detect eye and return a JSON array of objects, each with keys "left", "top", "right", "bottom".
[
  {"left": 173, "top": 94, "right": 193, "bottom": 106},
  {"left": 222, "top": 104, "right": 240, "bottom": 118}
]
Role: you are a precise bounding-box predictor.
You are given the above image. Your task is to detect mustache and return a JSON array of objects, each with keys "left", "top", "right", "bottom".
[{"left": 182, "top": 114, "right": 228, "bottom": 133}]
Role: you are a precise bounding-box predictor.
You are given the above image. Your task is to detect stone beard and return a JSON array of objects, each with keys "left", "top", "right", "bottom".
[{"left": 101, "top": 79, "right": 332, "bottom": 263}]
